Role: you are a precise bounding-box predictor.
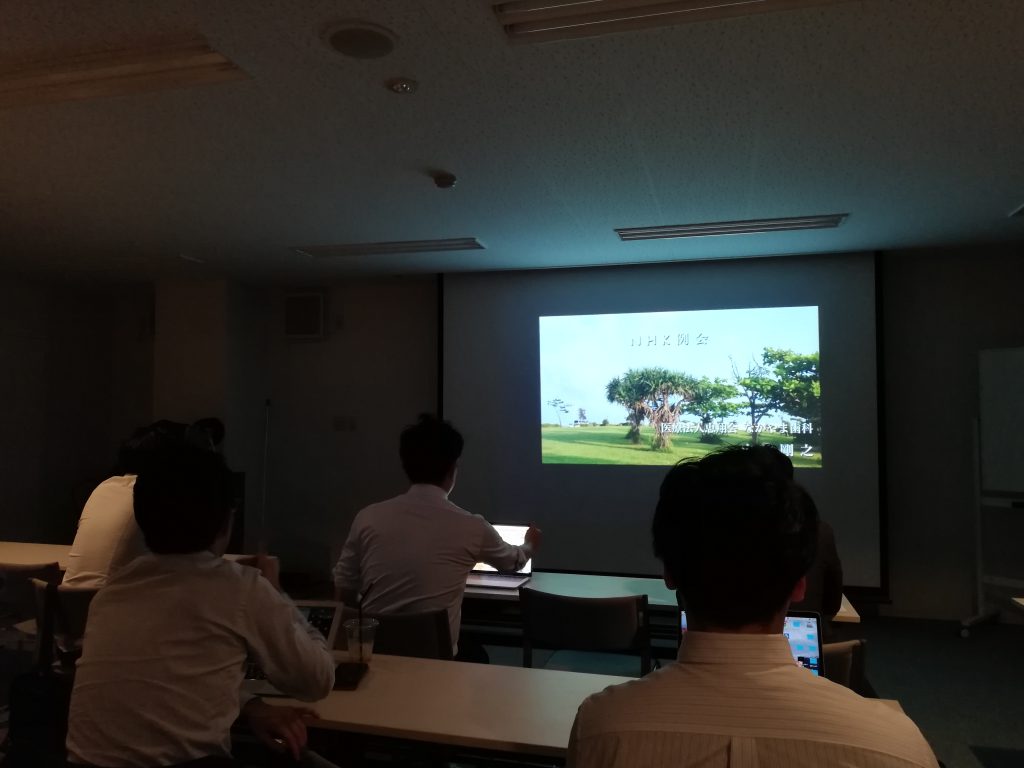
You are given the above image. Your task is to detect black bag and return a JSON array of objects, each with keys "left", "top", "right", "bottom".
[{"left": 3, "top": 582, "right": 74, "bottom": 767}]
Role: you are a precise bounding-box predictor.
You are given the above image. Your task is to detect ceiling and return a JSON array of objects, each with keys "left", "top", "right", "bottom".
[{"left": 1, "top": 0, "right": 1022, "bottom": 280}]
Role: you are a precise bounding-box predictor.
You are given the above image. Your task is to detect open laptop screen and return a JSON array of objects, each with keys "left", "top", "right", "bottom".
[
  {"left": 680, "top": 610, "right": 823, "bottom": 676},
  {"left": 471, "top": 524, "right": 533, "bottom": 574},
  {"left": 294, "top": 602, "right": 342, "bottom": 649}
]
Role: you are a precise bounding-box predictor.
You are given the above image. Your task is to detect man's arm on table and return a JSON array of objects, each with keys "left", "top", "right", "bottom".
[{"left": 242, "top": 573, "right": 335, "bottom": 701}]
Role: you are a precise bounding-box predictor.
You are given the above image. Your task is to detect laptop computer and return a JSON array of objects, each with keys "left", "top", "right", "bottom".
[
  {"left": 465, "top": 524, "right": 533, "bottom": 589},
  {"left": 680, "top": 609, "right": 824, "bottom": 676},
  {"left": 243, "top": 600, "right": 342, "bottom": 696}
]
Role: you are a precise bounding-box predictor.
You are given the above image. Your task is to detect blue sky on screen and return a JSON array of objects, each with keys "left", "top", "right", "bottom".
[{"left": 539, "top": 307, "right": 819, "bottom": 424}]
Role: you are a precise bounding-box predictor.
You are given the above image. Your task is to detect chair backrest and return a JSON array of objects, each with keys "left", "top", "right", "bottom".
[
  {"left": 338, "top": 607, "right": 454, "bottom": 661},
  {"left": 519, "top": 587, "right": 651, "bottom": 676},
  {"left": 0, "top": 562, "right": 61, "bottom": 624},
  {"left": 31, "top": 578, "right": 99, "bottom": 671},
  {"left": 822, "top": 638, "right": 867, "bottom": 693}
]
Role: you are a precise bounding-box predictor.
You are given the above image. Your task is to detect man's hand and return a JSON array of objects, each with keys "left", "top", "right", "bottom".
[
  {"left": 243, "top": 698, "right": 317, "bottom": 761},
  {"left": 236, "top": 555, "right": 282, "bottom": 591},
  {"left": 525, "top": 525, "right": 543, "bottom": 551}
]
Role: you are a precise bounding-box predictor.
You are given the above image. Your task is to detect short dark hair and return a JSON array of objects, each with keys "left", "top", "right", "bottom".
[
  {"left": 651, "top": 446, "right": 817, "bottom": 627},
  {"left": 133, "top": 444, "right": 236, "bottom": 554},
  {"left": 118, "top": 420, "right": 187, "bottom": 475},
  {"left": 399, "top": 414, "right": 464, "bottom": 485}
]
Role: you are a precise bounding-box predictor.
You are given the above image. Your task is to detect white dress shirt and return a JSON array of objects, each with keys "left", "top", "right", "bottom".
[
  {"left": 569, "top": 631, "right": 939, "bottom": 768},
  {"left": 333, "top": 484, "right": 532, "bottom": 649},
  {"left": 63, "top": 475, "right": 147, "bottom": 589},
  {"left": 67, "top": 552, "right": 335, "bottom": 768}
]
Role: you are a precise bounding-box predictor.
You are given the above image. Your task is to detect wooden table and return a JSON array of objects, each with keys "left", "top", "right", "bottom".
[
  {"left": 0, "top": 541, "right": 259, "bottom": 571},
  {"left": 274, "top": 653, "right": 630, "bottom": 758},
  {"left": 467, "top": 571, "right": 861, "bottom": 623},
  {"left": 0, "top": 541, "right": 72, "bottom": 568},
  {"left": 274, "top": 653, "right": 903, "bottom": 759}
]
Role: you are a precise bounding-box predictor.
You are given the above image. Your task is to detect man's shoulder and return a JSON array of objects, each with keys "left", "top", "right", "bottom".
[
  {"left": 574, "top": 665, "right": 675, "bottom": 733},
  {"left": 575, "top": 665, "right": 936, "bottom": 766},
  {"left": 108, "top": 553, "right": 261, "bottom": 590},
  {"left": 359, "top": 491, "right": 474, "bottom": 519}
]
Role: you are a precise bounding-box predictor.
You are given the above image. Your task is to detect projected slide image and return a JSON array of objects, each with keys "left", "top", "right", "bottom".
[{"left": 539, "top": 307, "right": 822, "bottom": 467}]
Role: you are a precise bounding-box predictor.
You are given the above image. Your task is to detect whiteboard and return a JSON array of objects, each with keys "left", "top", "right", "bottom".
[{"left": 979, "top": 347, "right": 1024, "bottom": 493}]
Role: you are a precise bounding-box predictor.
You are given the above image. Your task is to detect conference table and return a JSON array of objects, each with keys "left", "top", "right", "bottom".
[
  {"left": 465, "top": 571, "right": 861, "bottom": 623},
  {"left": 0, "top": 542, "right": 861, "bottom": 621},
  {"left": 275, "top": 652, "right": 629, "bottom": 758},
  {"left": 274, "top": 652, "right": 903, "bottom": 761},
  {"left": 0, "top": 542, "right": 860, "bottom": 625},
  {"left": 0, "top": 541, "right": 75, "bottom": 568},
  {"left": 0, "top": 541, "right": 256, "bottom": 569}
]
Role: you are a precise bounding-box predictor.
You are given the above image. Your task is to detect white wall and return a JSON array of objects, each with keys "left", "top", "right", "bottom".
[
  {"left": 149, "top": 276, "right": 437, "bottom": 571},
  {"left": 0, "top": 279, "right": 153, "bottom": 543},
  {"left": 153, "top": 280, "right": 229, "bottom": 421},
  {"left": 879, "top": 244, "right": 1024, "bottom": 619},
  {"left": 262, "top": 277, "right": 438, "bottom": 574}
]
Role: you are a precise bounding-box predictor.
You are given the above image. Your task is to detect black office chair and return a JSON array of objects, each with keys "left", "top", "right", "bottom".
[
  {"left": 338, "top": 607, "right": 453, "bottom": 661},
  {"left": 31, "top": 578, "right": 99, "bottom": 671},
  {"left": 0, "top": 561, "right": 61, "bottom": 651},
  {"left": 519, "top": 587, "right": 651, "bottom": 676}
]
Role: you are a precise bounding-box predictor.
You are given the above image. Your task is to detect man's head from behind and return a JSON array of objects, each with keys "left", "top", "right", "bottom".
[
  {"left": 652, "top": 445, "right": 817, "bottom": 629},
  {"left": 399, "top": 414, "right": 464, "bottom": 489},
  {"left": 134, "top": 444, "right": 236, "bottom": 555}
]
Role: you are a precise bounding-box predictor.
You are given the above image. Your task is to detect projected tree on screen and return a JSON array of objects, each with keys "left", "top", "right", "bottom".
[{"left": 540, "top": 307, "right": 822, "bottom": 467}]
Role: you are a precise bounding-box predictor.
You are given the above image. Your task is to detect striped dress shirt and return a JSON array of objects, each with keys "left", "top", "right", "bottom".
[{"left": 569, "top": 631, "right": 939, "bottom": 768}]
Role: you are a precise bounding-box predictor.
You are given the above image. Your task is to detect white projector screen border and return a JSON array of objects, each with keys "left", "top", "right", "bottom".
[{"left": 442, "top": 253, "right": 883, "bottom": 590}]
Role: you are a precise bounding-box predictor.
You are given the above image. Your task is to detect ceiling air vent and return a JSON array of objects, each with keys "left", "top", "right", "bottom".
[
  {"left": 294, "top": 238, "right": 485, "bottom": 258},
  {"left": 493, "top": 0, "right": 859, "bottom": 44},
  {"left": 0, "top": 33, "right": 247, "bottom": 110},
  {"left": 615, "top": 214, "right": 848, "bottom": 241}
]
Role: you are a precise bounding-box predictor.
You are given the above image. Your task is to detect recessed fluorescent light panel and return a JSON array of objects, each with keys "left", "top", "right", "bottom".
[
  {"left": 0, "top": 33, "right": 247, "bottom": 110},
  {"left": 493, "top": 0, "right": 859, "bottom": 44},
  {"left": 616, "top": 214, "right": 848, "bottom": 241},
  {"left": 295, "top": 238, "right": 485, "bottom": 258}
]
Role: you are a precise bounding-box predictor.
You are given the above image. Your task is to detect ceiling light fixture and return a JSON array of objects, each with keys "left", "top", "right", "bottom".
[
  {"left": 295, "top": 238, "right": 485, "bottom": 258},
  {"left": 493, "top": 0, "right": 859, "bottom": 43},
  {"left": 323, "top": 22, "right": 397, "bottom": 59},
  {"left": 615, "top": 214, "right": 848, "bottom": 241},
  {"left": 0, "top": 33, "right": 247, "bottom": 110}
]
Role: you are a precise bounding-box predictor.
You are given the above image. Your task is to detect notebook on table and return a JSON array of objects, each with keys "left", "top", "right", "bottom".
[
  {"left": 465, "top": 524, "right": 533, "bottom": 589},
  {"left": 680, "top": 609, "right": 824, "bottom": 676},
  {"left": 243, "top": 600, "right": 342, "bottom": 696}
]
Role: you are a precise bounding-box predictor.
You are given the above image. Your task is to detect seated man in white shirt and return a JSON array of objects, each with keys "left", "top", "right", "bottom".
[
  {"left": 568, "top": 446, "right": 939, "bottom": 768},
  {"left": 333, "top": 414, "right": 541, "bottom": 661},
  {"left": 66, "top": 444, "right": 338, "bottom": 768},
  {"left": 62, "top": 422, "right": 175, "bottom": 588},
  {"left": 63, "top": 418, "right": 225, "bottom": 589}
]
